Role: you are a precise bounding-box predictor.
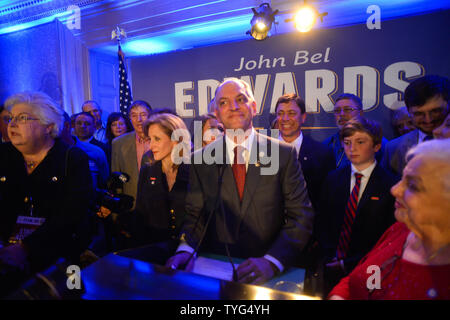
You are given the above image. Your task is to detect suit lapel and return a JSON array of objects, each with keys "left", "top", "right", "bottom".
[
  {"left": 357, "top": 164, "right": 380, "bottom": 212},
  {"left": 298, "top": 134, "right": 312, "bottom": 168}
]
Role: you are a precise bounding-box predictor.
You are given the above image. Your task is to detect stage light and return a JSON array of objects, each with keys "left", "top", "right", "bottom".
[
  {"left": 287, "top": 1, "right": 327, "bottom": 33},
  {"left": 248, "top": 3, "right": 279, "bottom": 41}
]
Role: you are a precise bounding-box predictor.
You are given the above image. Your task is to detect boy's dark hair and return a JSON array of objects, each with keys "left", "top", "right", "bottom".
[
  {"left": 275, "top": 93, "right": 306, "bottom": 114},
  {"left": 340, "top": 116, "right": 382, "bottom": 146},
  {"left": 404, "top": 75, "right": 450, "bottom": 110}
]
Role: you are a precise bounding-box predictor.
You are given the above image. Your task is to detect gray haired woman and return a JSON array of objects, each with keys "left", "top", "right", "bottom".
[{"left": 0, "top": 91, "right": 94, "bottom": 297}]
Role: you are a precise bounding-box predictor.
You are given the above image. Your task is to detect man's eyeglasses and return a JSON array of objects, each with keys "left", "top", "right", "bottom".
[
  {"left": 5, "top": 113, "right": 40, "bottom": 124},
  {"left": 333, "top": 107, "right": 359, "bottom": 115}
]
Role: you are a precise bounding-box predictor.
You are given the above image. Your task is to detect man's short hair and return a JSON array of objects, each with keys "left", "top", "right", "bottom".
[
  {"left": 275, "top": 93, "right": 306, "bottom": 114},
  {"left": 74, "top": 111, "right": 95, "bottom": 123},
  {"left": 335, "top": 93, "right": 363, "bottom": 110},
  {"left": 128, "top": 100, "right": 152, "bottom": 114},
  {"left": 404, "top": 75, "right": 450, "bottom": 110},
  {"left": 151, "top": 107, "right": 176, "bottom": 115},
  {"left": 340, "top": 116, "right": 382, "bottom": 146},
  {"left": 81, "top": 100, "right": 101, "bottom": 111},
  {"left": 214, "top": 78, "right": 255, "bottom": 109}
]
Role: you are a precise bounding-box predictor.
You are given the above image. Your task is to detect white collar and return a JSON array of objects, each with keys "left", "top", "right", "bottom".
[
  {"left": 279, "top": 131, "right": 303, "bottom": 155},
  {"left": 224, "top": 127, "right": 256, "bottom": 163},
  {"left": 351, "top": 160, "right": 377, "bottom": 178}
]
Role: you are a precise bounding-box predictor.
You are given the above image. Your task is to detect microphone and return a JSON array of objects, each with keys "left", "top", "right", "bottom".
[{"left": 180, "top": 163, "right": 227, "bottom": 271}]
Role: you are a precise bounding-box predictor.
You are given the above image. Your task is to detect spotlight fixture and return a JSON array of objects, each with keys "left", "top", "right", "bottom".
[
  {"left": 247, "top": 3, "right": 279, "bottom": 40},
  {"left": 286, "top": 0, "right": 328, "bottom": 33}
]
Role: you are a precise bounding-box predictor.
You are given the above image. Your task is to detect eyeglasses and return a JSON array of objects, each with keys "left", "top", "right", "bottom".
[
  {"left": 5, "top": 113, "right": 40, "bottom": 124},
  {"left": 333, "top": 107, "right": 359, "bottom": 115},
  {"left": 130, "top": 112, "right": 149, "bottom": 120}
]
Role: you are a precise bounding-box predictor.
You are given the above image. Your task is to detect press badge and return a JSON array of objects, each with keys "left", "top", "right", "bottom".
[{"left": 9, "top": 215, "right": 46, "bottom": 244}]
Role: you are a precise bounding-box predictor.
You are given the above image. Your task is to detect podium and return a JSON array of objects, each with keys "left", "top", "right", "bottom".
[{"left": 80, "top": 253, "right": 319, "bottom": 300}]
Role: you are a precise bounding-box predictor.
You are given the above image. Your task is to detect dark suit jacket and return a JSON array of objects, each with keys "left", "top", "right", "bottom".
[
  {"left": 381, "top": 129, "right": 419, "bottom": 176},
  {"left": 90, "top": 137, "right": 111, "bottom": 168},
  {"left": 0, "top": 140, "right": 94, "bottom": 271},
  {"left": 316, "top": 162, "right": 398, "bottom": 272},
  {"left": 299, "top": 135, "right": 336, "bottom": 212},
  {"left": 111, "top": 132, "right": 151, "bottom": 207},
  {"left": 131, "top": 161, "right": 189, "bottom": 246},
  {"left": 182, "top": 132, "right": 314, "bottom": 268}
]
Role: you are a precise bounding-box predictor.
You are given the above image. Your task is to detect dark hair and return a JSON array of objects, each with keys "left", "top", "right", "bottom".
[
  {"left": 74, "top": 111, "right": 96, "bottom": 123},
  {"left": 404, "top": 75, "right": 450, "bottom": 110},
  {"left": 106, "top": 112, "right": 133, "bottom": 143},
  {"left": 340, "top": 116, "right": 382, "bottom": 146},
  {"left": 81, "top": 100, "right": 101, "bottom": 111},
  {"left": 151, "top": 107, "right": 177, "bottom": 115},
  {"left": 335, "top": 93, "right": 363, "bottom": 110},
  {"left": 128, "top": 100, "right": 152, "bottom": 114},
  {"left": 275, "top": 93, "right": 306, "bottom": 114},
  {"left": 0, "top": 104, "right": 4, "bottom": 113}
]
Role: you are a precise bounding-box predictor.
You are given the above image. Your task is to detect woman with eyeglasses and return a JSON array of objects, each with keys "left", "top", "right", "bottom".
[
  {"left": 0, "top": 91, "right": 94, "bottom": 297},
  {"left": 328, "top": 139, "right": 450, "bottom": 300}
]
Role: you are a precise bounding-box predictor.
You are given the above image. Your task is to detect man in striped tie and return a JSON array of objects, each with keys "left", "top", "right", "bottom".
[{"left": 315, "top": 116, "right": 398, "bottom": 296}]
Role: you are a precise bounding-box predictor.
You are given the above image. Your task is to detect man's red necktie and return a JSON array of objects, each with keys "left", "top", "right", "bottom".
[{"left": 232, "top": 146, "right": 246, "bottom": 201}]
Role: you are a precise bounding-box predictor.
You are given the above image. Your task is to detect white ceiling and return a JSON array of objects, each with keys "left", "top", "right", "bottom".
[{"left": 1, "top": 0, "right": 449, "bottom": 56}]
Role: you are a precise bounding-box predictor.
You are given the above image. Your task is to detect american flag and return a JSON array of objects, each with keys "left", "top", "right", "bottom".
[{"left": 118, "top": 44, "right": 133, "bottom": 115}]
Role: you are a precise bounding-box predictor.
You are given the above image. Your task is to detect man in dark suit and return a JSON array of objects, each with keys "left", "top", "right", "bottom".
[
  {"left": 275, "top": 93, "right": 335, "bottom": 212},
  {"left": 316, "top": 116, "right": 398, "bottom": 295},
  {"left": 82, "top": 100, "right": 107, "bottom": 144},
  {"left": 73, "top": 112, "right": 110, "bottom": 159},
  {"left": 167, "top": 78, "right": 314, "bottom": 285},
  {"left": 382, "top": 75, "right": 450, "bottom": 176}
]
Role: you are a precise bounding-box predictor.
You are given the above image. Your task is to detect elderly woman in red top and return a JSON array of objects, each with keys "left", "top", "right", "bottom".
[{"left": 329, "top": 138, "right": 450, "bottom": 300}]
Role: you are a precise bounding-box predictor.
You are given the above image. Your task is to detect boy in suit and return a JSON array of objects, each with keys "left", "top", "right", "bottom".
[{"left": 316, "top": 116, "right": 398, "bottom": 296}]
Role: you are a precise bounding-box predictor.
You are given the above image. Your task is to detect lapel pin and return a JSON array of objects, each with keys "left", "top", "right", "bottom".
[
  {"left": 303, "top": 157, "right": 308, "bottom": 160},
  {"left": 0, "top": 176, "right": 6, "bottom": 182},
  {"left": 370, "top": 196, "right": 380, "bottom": 200},
  {"left": 52, "top": 176, "right": 58, "bottom": 182},
  {"left": 150, "top": 177, "right": 156, "bottom": 185}
]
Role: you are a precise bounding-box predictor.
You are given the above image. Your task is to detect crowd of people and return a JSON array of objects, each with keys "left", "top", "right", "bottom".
[{"left": 0, "top": 74, "right": 449, "bottom": 299}]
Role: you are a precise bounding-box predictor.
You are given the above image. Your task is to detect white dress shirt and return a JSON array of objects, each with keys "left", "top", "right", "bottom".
[
  {"left": 279, "top": 132, "right": 303, "bottom": 157},
  {"left": 178, "top": 128, "right": 285, "bottom": 272},
  {"left": 350, "top": 160, "right": 377, "bottom": 204}
]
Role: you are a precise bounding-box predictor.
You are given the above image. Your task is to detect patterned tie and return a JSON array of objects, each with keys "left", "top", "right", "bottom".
[
  {"left": 336, "top": 172, "right": 363, "bottom": 259},
  {"left": 232, "top": 146, "right": 246, "bottom": 201}
]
